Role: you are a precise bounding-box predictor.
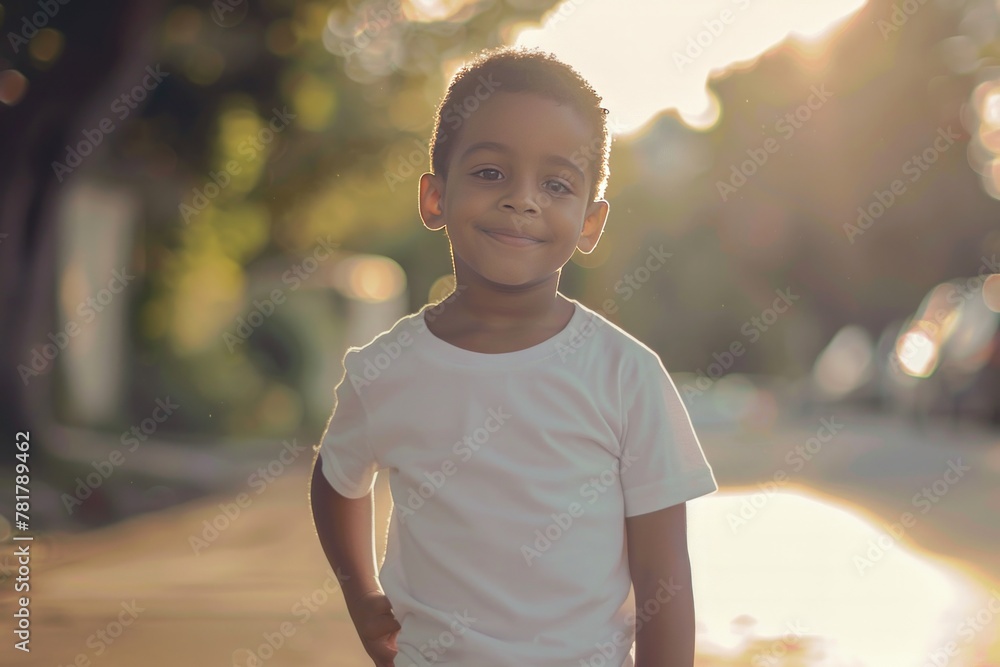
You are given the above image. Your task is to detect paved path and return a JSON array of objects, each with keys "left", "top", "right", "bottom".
[
  {"left": 2, "top": 411, "right": 998, "bottom": 666},
  {"left": 699, "top": 409, "right": 1000, "bottom": 585}
]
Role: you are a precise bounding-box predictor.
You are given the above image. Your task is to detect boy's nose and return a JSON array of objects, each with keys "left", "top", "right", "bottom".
[
  {"left": 502, "top": 200, "right": 538, "bottom": 216},
  {"left": 499, "top": 185, "right": 540, "bottom": 216}
]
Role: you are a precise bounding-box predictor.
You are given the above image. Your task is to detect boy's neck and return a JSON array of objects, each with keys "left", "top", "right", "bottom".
[
  {"left": 426, "top": 276, "right": 576, "bottom": 352},
  {"left": 461, "top": 290, "right": 559, "bottom": 321}
]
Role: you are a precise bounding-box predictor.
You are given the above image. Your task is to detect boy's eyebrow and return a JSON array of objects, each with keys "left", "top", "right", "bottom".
[
  {"left": 461, "top": 141, "right": 587, "bottom": 182},
  {"left": 461, "top": 141, "right": 509, "bottom": 159}
]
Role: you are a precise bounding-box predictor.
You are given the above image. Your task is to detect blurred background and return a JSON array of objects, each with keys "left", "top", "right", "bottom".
[{"left": 1, "top": 0, "right": 999, "bottom": 665}]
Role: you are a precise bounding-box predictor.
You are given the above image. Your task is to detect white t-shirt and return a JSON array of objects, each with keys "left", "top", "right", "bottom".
[{"left": 318, "top": 296, "right": 717, "bottom": 667}]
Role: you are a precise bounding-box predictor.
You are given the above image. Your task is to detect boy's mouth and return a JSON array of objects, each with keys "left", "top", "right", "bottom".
[{"left": 480, "top": 227, "right": 544, "bottom": 247}]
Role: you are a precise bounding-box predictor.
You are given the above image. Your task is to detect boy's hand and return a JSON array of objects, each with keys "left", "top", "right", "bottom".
[{"left": 348, "top": 590, "right": 402, "bottom": 667}]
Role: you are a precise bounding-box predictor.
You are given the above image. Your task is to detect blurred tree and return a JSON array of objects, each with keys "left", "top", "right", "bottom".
[
  {"left": 596, "top": 0, "right": 1000, "bottom": 383},
  {"left": 2, "top": 0, "right": 999, "bottom": 461},
  {"left": 0, "top": 0, "right": 170, "bottom": 473},
  {"left": 0, "top": 0, "right": 564, "bottom": 453}
]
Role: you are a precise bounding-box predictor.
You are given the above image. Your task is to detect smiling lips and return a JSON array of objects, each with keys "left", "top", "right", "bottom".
[{"left": 481, "top": 227, "right": 543, "bottom": 247}]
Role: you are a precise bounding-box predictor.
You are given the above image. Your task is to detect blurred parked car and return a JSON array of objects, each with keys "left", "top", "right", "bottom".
[
  {"left": 809, "top": 275, "right": 1000, "bottom": 426},
  {"left": 881, "top": 276, "right": 999, "bottom": 425}
]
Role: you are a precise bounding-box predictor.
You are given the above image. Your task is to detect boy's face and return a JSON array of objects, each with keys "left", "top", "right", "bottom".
[{"left": 419, "top": 91, "right": 609, "bottom": 291}]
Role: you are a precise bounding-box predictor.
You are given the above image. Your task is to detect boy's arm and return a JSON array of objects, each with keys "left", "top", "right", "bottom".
[
  {"left": 626, "top": 501, "right": 696, "bottom": 667},
  {"left": 309, "top": 453, "right": 400, "bottom": 666}
]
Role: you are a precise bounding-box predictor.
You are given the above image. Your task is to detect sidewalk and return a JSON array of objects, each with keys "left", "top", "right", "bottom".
[
  {"left": 1, "top": 457, "right": 377, "bottom": 667},
  {"left": 699, "top": 409, "right": 1000, "bottom": 584},
  {"left": 2, "top": 411, "right": 998, "bottom": 666}
]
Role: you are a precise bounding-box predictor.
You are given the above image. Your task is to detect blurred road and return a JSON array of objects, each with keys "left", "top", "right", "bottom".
[{"left": 2, "top": 409, "right": 998, "bottom": 667}]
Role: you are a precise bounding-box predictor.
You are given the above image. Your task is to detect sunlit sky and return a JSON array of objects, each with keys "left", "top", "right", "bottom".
[{"left": 508, "top": 0, "right": 868, "bottom": 133}]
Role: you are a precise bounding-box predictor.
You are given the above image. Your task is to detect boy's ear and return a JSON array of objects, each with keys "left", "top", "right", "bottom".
[
  {"left": 576, "top": 199, "right": 610, "bottom": 255},
  {"left": 419, "top": 172, "right": 447, "bottom": 231}
]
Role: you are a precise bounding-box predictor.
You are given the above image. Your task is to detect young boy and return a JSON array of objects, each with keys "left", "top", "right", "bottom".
[{"left": 310, "top": 47, "right": 717, "bottom": 667}]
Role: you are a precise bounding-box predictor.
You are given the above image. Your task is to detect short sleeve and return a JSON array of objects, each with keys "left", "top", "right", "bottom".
[
  {"left": 619, "top": 353, "right": 717, "bottom": 517},
  {"left": 317, "top": 352, "right": 379, "bottom": 499}
]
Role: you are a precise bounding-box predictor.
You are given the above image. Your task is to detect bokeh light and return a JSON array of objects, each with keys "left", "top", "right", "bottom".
[
  {"left": 897, "top": 329, "right": 940, "bottom": 378},
  {"left": 812, "top": 325, "right": 875, "bottom": 398},
  {"left": 28, "top": 28, "right": 64, "bottom": 68},
  {"left": 333, "top": 255, "right": 407, "bottom": 303},
  {"left": 984, "top": 273, "right": 1000, "bottom": 312},
  {"left": 0, "top": 69, "right": 28, "bottom": 107}
]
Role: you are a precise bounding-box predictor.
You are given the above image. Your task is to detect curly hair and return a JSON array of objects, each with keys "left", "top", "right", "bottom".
[{"left": 429, "top": 46, "right": 611, "bottom": 201}]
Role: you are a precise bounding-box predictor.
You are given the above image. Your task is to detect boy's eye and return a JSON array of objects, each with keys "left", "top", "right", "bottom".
[
  {"left": 472, "top": 168, "right": 502, "bottom": 180},
  {"left": 544, "top": 180, "right": 572, "bottom": 195}
]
